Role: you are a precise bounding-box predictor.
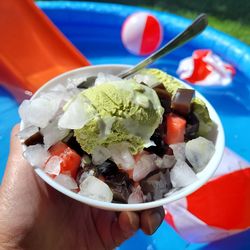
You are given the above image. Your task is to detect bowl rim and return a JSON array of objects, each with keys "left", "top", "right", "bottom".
[{"left": 20, "top": 64, "right": 225, "bottom": 211}]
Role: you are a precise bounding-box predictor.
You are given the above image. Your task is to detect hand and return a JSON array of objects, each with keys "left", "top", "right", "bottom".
[{"left": 0, "top": 125, "right": 165, "bottom": 250}]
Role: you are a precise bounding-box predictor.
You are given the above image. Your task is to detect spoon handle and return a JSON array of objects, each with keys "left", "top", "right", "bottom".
[{"left": 119, "top": 13, "right": 208, "bottom": 79}]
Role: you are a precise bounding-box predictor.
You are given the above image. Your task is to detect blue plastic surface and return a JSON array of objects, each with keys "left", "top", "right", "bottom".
[{"left": 0, "top": 1, "right": 250, "bottom": 249}]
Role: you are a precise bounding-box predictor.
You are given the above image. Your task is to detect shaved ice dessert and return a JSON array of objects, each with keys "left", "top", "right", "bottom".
[{"left": 19, "top": 68, "right": 216, "bottom": 204}]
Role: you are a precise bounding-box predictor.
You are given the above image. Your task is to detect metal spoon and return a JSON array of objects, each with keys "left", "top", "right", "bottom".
[
  {"left": 77, "top": 14, "right": 208, "bottom": 89},
  {"left": 118, "top": 13, "right": 208, "bottom": 79}
]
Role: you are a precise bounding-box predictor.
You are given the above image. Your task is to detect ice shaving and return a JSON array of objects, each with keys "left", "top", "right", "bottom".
[{"left": 19, "top": 68, "right": 216, "bottom": 204}]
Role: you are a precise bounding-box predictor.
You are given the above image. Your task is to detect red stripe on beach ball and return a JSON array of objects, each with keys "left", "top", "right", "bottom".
[{"left": 140, "top": 14, "right": 163, "bottom": 55}]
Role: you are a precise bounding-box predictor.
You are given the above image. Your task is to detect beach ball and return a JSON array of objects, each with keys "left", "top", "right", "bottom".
[{"left": 121, "top": 12, "right": 163, "bottom": 56}]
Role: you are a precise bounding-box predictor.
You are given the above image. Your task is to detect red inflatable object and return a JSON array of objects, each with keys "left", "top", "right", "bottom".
[
  {"left": 177, "top": 49, "right": 235, "bottom": 86},
  {"left": 185, "top": 50, "right": 213, "bottom": 83},
  {"left": 165, "top": 148, "right": 250, "bottom": 243}
]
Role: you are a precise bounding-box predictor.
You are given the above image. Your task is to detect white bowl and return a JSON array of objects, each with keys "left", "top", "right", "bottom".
[{"left": 20, "top": 64, "right": 225, "bottom": 211}]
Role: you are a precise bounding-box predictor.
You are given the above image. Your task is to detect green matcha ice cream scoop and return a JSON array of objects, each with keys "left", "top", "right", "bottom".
[{"left": 59, "top": 79, "right": 164, "bottom": 154}]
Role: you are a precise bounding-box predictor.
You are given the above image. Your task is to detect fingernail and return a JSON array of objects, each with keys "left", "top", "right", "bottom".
[
  {"left": 148, "top": 212, "right": 163, "bottom": 234},
  {"left": 127, "top": 212, "right": 139, "bottom": 232},
  {"left": 120, "top": 213, "right": 137, "bottom": 239}
]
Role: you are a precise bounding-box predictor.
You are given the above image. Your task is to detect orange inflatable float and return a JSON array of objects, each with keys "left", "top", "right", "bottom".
[{"left": 0, "top": 0, "right": 89, "bottom": 101}]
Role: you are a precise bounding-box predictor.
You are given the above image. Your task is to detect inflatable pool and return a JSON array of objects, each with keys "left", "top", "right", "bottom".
[{"left": 0, "top": 1, "right": 250, "bottom": 249}]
